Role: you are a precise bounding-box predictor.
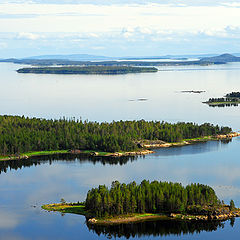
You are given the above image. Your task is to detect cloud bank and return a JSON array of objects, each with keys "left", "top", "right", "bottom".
[{"left": 0, "top": 1, "right": 240, "bottom": 57}]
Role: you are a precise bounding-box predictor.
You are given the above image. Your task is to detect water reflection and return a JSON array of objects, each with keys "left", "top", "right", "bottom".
[
  {"left": 0, "top": 154, "right": 137, "bottom": 174},
  {"left": 0, "top": 140, "right": 231, "bottom": 174},
  {"left": 209, "top": 103, "right": 239, "bottom": 107},
  {"left": 87, "top": 220, "right": 225, "bottom": 239},
  {"left": 153, "top": 139, "right": 231, "bottom": 157},
  {"left": 0, "top": 139, "right": 232, "bottom": 174}
]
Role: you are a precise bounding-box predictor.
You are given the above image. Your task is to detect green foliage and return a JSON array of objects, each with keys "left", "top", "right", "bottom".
[
  {"left": 85, "top": 180, "right": 220, "bottom": 217},
  {"left": 207, "top": 92, "right": 240, "bottom": 105},
  {"left": 42, "top": 203, "right": 86, "bottom": 215},
  {"left": 0, "top": 115, "right": 231, "bottom": 155},
  {"left": 226, "top": 92, "right": 240, "bottom": 98},
  {"left": 230, "top": 200, "right": 236, "bottom": 211},
  {"left": 17, "top": 66, "right": 158, "bottom": 74}
]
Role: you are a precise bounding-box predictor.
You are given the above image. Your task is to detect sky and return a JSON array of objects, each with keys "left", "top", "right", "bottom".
[{"left": 0, "top": 0, "right": 240, "bottom": 58}]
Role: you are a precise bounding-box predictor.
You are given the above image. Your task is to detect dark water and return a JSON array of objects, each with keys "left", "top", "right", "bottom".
[
  {"left": 87, "top": 220, "right": 227, "bottom": 239},
  {"left": 1, "top": 62, "right": 240, "bottom": 239}
]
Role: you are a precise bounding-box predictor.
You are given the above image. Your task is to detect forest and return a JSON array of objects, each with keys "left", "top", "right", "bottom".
[
  {"left": 207, "top": 98, "right": 239, "bottom": 103},
  {"left": 225, "top": 92, "right": 240, "bottom": 98},
  {"left": 17, "top": 66, "right": 158, "bottom": 74},
  {"left": 206, "top": 92, "right": 240, "bottom": 104},
  {"left": 0, "top": 115, "right": 231, "bottom": 155},
  {"left": 85, "top": 180, "right": 220, "bottom": 217}
]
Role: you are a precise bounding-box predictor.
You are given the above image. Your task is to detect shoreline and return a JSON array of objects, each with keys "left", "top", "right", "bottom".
[
  {"left": 203, "top": 101, "right": 240, "bottom": 106},
  {"left": 42, "top": 203, "right": 240, "bottom": 225},
  {"left": 0, "top": 149, "right": 154, "bottom": 162},
  {"left": 138, "top": 132, "right": 240, "bottom": 149},
  {"left": 1, "top": 132, "right": 239, "bottom": 162}
]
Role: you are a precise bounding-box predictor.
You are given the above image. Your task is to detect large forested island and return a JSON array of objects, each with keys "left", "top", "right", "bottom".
[
  {"left": 42, "top": 180, "right": 240, "bottom": 224},
  {"left": 16, "top": 66, "right": 158, "bottom": 74},
  {"left": 0, "top": 115, "right": 235, "bottom": 161}
]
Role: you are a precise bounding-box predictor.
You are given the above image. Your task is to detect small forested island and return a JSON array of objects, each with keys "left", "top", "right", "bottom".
[
  {"left": 0, "top": 115, "right": 238, "bottom": 161},
  {"left": 42, "top": 180, "right": 240, "bottom": 225},
  {"left": 181, "top": 90, "right": 205, "bottom": 94},
  {"left": 203, "top": 92, "right": 240, "bottom": 107},
  {"left": 16, "top": 66, "right": 158, "bottom": 74}
]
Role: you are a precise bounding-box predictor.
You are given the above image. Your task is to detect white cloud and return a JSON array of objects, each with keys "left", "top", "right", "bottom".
[
  {"left": 1, "top": 0, "right": 239, "bottom": 6},
  {"left": 1, "top": 1, "right": 240, "bottom": 56},
  {"left": 91, "top": 46, "right": 105, "bottom": 50},
  {"left": 0, "top": 2, "right": 239, "bottom": 35},
  {"left": 16, "top": 32, "right": 42, "bottom": 40}
]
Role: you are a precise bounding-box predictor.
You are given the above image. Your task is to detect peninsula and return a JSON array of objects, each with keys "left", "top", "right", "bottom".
[
  {"left": 0, "top": 115, "right": 236, "bottom": 161},
  {"left": 16, "top": 66, "right": 158, "bottom": 75},
  {"left": 42, "top": 180, "right": 240, "bottom": 225}
]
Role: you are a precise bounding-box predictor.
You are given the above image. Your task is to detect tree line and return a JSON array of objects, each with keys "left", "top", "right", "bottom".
[
  {"left": 208, "top": 98, "right": 239, "bottom": 103},
  {"left": 0, "top": 115, "right": 231, "bottom": 155},
  {"left": 17, "top": 66, "right": 158, "bottom": 75},
  {"left": 225, "top": 92, "right": 240, "bottom": 98},
  {"left": 85, "top": 180, "right": 220, "bottom": 217}
]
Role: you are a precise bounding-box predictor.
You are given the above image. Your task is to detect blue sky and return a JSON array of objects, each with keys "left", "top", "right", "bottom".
[{"left": 0, "top": 0, "right": 240, "bottom": 57}]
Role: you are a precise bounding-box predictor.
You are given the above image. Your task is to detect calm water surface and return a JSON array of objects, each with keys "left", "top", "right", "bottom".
[{"left": 1, "top": 62, "right": 240, "bottom": 239}]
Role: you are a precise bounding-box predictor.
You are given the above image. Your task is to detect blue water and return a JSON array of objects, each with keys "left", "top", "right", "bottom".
[
  {"left": 1, "top": 62, "right": 240, "bottom": 239},
  {"left": 0, "top": 139, "right": 240, "bottom": 239}
]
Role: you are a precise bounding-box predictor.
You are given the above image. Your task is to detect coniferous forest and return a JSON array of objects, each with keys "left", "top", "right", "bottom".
[
  {"left": 0, "top": 115, "right": 231, "bottom": 155},
  {"left": 85, "top": 180, "right": 220, "bottom": 217}
]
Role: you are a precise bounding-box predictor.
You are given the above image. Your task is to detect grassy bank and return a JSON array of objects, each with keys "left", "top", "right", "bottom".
[
  {"left": 204, "top": 101, "right": 240, "bottom": 106},
  {"left": 1, "top": 132, "right": 239, "bottom": 162},
  {"left": 23, "top": 150, "right": 69, "bottom": 157},
  {"left": 0, "top": 150, "right": 69, "bottom": 161},
  {"left": 41, "top": 203, "right": 168, "bottom": 224},
  {"left": 42, "top": 202, "right": 240, "bottom": 225},
  {"left": 89, "top": 213, "right": 168, "bottom": 225},
  {"left": 141, "top": 133, "right": 240, "bottom": 149},
  {"left": 42, "top": 203, "right": 86, "bottom": 215},
  {"left": 0, "top": 149, "right": 154, "bottom": 161}
]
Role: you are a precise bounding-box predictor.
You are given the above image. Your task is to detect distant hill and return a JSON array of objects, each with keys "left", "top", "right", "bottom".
[
  {"left": 24, "top": 54, "right": 113, "bottom": 61},
  {"left": 200, "top": 53, "right": 240, "bottom": 63}
]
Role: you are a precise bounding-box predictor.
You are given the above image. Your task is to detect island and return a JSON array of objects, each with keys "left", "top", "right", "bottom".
[
  {"left": 16, "top": 66, "right": 158, "bottom": 75},
  {"left": 0, "top": 115, "right": 239, "bottom": 161},
  {"left": 203, "top": 92, "right": 240, "bottom": 107},
  {"left": 0, "top": 115, "right": 238, "bottom": 162},
  {"left": 181, "top": 90, "right": 206, "bottom": 94},
  {"left": 42, "top": 180, "right": 240, "bottom": 225}
]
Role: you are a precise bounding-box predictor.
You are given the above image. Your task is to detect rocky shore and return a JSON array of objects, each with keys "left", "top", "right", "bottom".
[
  {"left": 170, "top": 211, "right": 240, "bottom": 221},
  {"left": 0, "top": 155, "right": 29, "bottom": 161},
  {"left": 170, "top": 204, "right": 240, "bottom": 221},
  {"left": 87, "top": 206, "right": 240, "bottom": 225},
  {"left": 87, "top": 214, "right": 166, "bottom": 225},
  {"left": 138, "top": 132, "right": 240, "bottom": 149}
]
